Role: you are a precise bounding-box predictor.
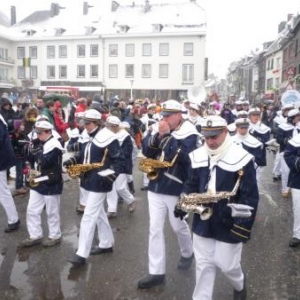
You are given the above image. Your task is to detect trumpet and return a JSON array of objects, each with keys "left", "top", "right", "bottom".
[{"left": 139, "top": 149, "right": 180, "bottom": 180}]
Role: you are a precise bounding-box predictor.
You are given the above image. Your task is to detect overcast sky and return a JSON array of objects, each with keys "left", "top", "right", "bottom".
[{"left": 2, "top": 0, "right": 300, "bottom": 78}]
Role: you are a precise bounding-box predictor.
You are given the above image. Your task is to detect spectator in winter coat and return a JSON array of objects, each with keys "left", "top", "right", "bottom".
[
  {"left": 53, "top": 100, "right": 69, "bottom": 136},
  {"left": 0, "top": 98, "right": 15, "bottom": 133},
  {"left": 41, "top": 100, "right": 56, "bottom": 128}
]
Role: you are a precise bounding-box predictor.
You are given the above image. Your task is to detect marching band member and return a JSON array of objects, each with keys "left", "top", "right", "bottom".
[
  {"left": 188, "top": 102, "right": 203, "bottom": 132},
  {"left": 284, "top": 132, "right": 300, "bottom": 247},
  {"left": 64, "top": 109, "right": 124, "bottom": 266},
  {"left": 178, "top": 115, "right": 259, "bottom": 300},
  {"left": 20, "top": 120, "right": 64, "bottom": 247},
  {"left": 233, "top": 118, "right": 264, "bottom": 181},
  {"left": 227, "top": 110, "right": 248, "bottom": 136},
  {"left": 137, "top": 100, "right": 200, "bottom": 289},
  {"left": 276, "top": 108, "right": 300, "bottom": 198},
  {"left": 106, "top": 116, "right": 136, "bottom": 218}
]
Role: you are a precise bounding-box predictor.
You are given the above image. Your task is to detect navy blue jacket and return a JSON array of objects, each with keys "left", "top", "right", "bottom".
[
  {"left": 0, "top": 116, "right": 15, "bottom": 171},
  {"left": 277, "top": 123, "right": 299, "bottom": 152},
  {"left": 120, "top": 134, "right": 133, "bottom": 174}
]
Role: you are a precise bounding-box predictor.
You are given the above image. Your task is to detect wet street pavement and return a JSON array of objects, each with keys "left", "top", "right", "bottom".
[{"left": 0, "top": 152, "right": 300, "bottom": 300}]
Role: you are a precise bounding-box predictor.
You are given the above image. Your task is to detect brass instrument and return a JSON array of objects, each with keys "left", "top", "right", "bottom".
[
  {"left": 66, "top": 148, "right": 108, "bottom": 179},
  {"left": 26, "top": 169, "right": 41, "bottom": 188},
  {"left": 139, "top": 149, "right": 180, "bottom": 180},
  {"left": 177, "top": 170, "right": 244, "bottom": 220}
]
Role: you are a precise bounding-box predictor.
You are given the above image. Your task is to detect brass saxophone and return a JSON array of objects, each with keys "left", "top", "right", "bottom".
[
  {"left": 177, "top": 170, "right": 244, "bottom": 220},
  {"left": 26, "top": 170, "right": 42, "bottom": 188},
  {"left": 66, "top": 148, "right": 108, "bottom": 179},
  {"left": 139, "top": 149, "right": 180, "bottom": 180}
]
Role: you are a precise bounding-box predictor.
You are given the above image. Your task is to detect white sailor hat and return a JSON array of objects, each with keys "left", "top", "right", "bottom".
[
  {"left": 35, "top": 120, "right": 53, "bottom": 131},
  {"left": 106, "top": 115, "right": 121, "bottom": 126},
  {"left": 235, "top": 118, "right": 250, "bottom": 128},
  {"left": 287, "top": 108, "right": 300, "bottom": 118},
  {"left": 248, "top": 107, "right": 261, "bottom": 115},
  {"left": 237, "top": 110, "right": 249, "bottom": 118},
  {"left": 83, "top": 109, "right": 102, "bottom": 121},
  {"left": 75, "top": 112, "right": 85, "bottom": 119},
  {"left": 242, "top": 100, "right": 250, "bottom": 105},
  {"left": 36, "top": 115, "right": 49, "bottom": 122},
  {"left": 120, "top": 121, "right": 130, "bottom": 129},
  {"left": 189, "top": 102, "right": 199, "bottom": 111},
  {"left": 281, "top": 103, "right": 294, "bottom": 111},
  {"left": 200, "top": 116, "right": 227, "bottom": 136},
  {"left": 160, "top": 100, "right": 182, "bottom": 116},
  {"left": 147, "top": 103, "right": 156, "bottom": 110},
  {"left": 235, "top": 100, "right": 243, "bottom": 105}
]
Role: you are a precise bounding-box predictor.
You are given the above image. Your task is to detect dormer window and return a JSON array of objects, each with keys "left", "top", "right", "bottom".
[
  {"left": 55, "top": 28, "right": 66, "bottom": 36},
  {"left": 23, "top": 30, "right": 36, "bottom": 36},
  {"left": 152, "top": 24, "right": 163, "bottom": 32},
  {"left": 85, "top": 26, "right": 96, "bottom": 35},
  {"left": 118, "top": 25, "right": 130, "bottom": 33}
]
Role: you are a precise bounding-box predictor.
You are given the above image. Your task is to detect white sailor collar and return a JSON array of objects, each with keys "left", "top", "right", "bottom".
[
  {"left": 171, "top": 120, "right": 200, "bottom": 140},
  {"left": 250, "top": 122, "right": 271, "bottom": 134},
  {"left": 43, "top": 136, "right": 64, "bottom": 154},
  {"left": 78, "top": 129, "right": 89, "bottom": 144},
  {"left": 288, "top": 133, "right": 300, "bottom": 147},
  {"left": 189, "top": 142, "right": 254, "bottom": 172},
  {"left": 93, "top": 127, "right": 117, "bottom": 148},
  {"left": 116, "top": 128, "right": 130, "bottom": 144},
  {"left": 233, "top": 134, "right": 263, "bottom": 148},
  {"left": 279, "top": 122, "right": 295, "bottom": 131}
]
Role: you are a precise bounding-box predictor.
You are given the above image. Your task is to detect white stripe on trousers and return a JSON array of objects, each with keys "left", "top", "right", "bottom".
[
  {"left": 0, "top": 170, "right": 19, "bottom": 224},
  {"left": 27, "top": 190, "right": 61, "bottom": 239},
  {"left": 147, "top": 191, "right": 193, "bottom": 274},
  {"left": 192, "top": 234, "right": 244, "bottom": 300},
  {"left": 76, "top": 191, "right": 114, "bottom": 258}
]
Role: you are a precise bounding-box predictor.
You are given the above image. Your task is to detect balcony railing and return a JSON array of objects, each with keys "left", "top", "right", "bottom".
[{"left": 0, "top": 57, "right": 15, "bottom": 64}]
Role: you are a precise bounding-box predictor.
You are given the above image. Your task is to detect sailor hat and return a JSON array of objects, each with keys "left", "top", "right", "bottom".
[
  {"left": 160, "top": 100, "right": 182, "bottom": 116},
  {"left": 235, "top": 100, "right": 243, "bottom": 105},
  {"left": 242, "top": 100, "right": 250, "bottom": 105},
  {"left": 189, "top": 102, "right": 199, "bottom": 111},
  {"left": 36, "top": 115, "right": 49, "bottom": 122},
  {"left": 288, "top": 108, "right": 300, "bottom": 118},
  {"left": 248, "top": 107, "right": 261, "bottom": 115},
  {"left": 120, "top": 121, "right": 130, "bottom": 129},
  {"left": 83, "top": 109, "right": 102, "bottom": 121},
  {"left": 106, "top": 115, "right": 121, "bottom": 126},
  {"left": 147, "top": 103, "right": 156, "bottom": 110},
  {"left": 281, "top": 103, "right": 294, "bottom": 111},
  {"left": 235, "top": 118, "right": 250, "bottom": 128},
  {"left": 200, "top": 116, "right": 227, "bottom": 136},
  {"left": 237, "top": 110, "right": 249, "bottom": 118},
  {"left": 75, "top": 112, "right": 85, "bottom": 119},
  {"left": 35, "top": 120, "right": 53, "bottom": 131}
]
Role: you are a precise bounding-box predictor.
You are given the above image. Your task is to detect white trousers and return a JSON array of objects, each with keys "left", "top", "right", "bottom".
[
  {"left": 280, "top": 152, "right": 290, "bottom": 193},
  {"left": 291, "top": 189, "right": 300, "bottom": 239},
  {"left": 79, "top": 187, "right": 87, "bottom": 206},
  {"left": 193, "top": 235, "right": 244, "bottom": 300},
  {"left": 27, "top": 190, "right": 61, "bottom": 239},
  {"left": 0, "top": 170, "right": 19, "bottom": 224},
  {"left": 107, "top": 174, "right": 134, "bottom": 213},
  {"left": 256, "top": 166, "right": 263, "bottom": 182},
  {"left": 148, "top": 191, "right": 193, "bottom": 274},
  {"left": 76, "top": 191, "right": 114, "bottom": 258},
  {"left": 272, "top": 151, "right": 281, "bottom": 177}
]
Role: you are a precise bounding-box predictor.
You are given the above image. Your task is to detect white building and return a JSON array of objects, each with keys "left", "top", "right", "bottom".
[{"left": 0, "top": 0, "right": 207, "bottom": 102}]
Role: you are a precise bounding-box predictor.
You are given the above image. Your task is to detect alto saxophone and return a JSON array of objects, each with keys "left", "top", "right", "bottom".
[
  {"left": 66, "top": 148, "right": 108, "bottom": 179},
  {"left": 139, "top": 149, "right": 181, "bottom": 180},
  {"left": 26, "top": 169, "right": 42, "bottom": 188},
  {"left": 177, "top": 169, "right": 244, "bottom": 220}
]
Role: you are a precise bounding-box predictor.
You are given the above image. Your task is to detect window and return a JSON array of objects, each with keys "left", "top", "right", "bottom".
[
  {"left": 90, "top": 44, "right": 98, "bottom": 57},
  {"left": 275, "top": 77, "right": 280, "bottom": 88},
  {"left": 59, "top": 65, "right": 67, "bottom": 78},
  {"left": 267, "top": 78, "right": 273, "bottom": 89},
  {"left": 47, "top": 46, "right": 55, "bottom": 59},
  {"left": 59, "top": 45, "right": 67, "bottom": 58},
  {"left": 109, "top": 64, "right": 118, "bottom": 78},
  {"left": 77, "top": 65, "right": 85, "bottom": 77},
  {"left": 29, "top": 46, "right": 37, "bottom": 59},
  {"left": 276, "top": 57, "right": 281, "bottom": 69},
  {"left": 184, "top": 43, "right": 193, "bottom": 56},
  {"left": 0, "top": 48, "right": 8, "bottom": 60},
  {"left": 90, "top": 65, "right": 98, "bottom": 77},
  {"left": 142, "top": 43, "right": 152, "bottom": 56},
  {"left": 125, "top": 64, "right": 134, "bottom": 77},
  {"left": 125, "top": 44, "right": 135, "bottom": 57},
  {"left": 17, "top": 66, "right": 25, "bottom": 79},
  {"left": 159, "top": 64, "right": 168, "bottom": 78},
  {"left": 109, "top": 44, "right": 118, "bottom": 57},
  {"left": 30, "top": 66, "right": 37, "bottom": 79},
  {"left": 47, "top": 65, "right": 55, "bottom": 78},
  {"left": 142, "top": 64, "right": 151, "bottom": 78},
  {"left": 17, "top": 47, "right": 25, "bottom": 59},
  {"left": 159, "top": 43, "right": 169, "bottom": 56},
  {"left": 182, "top": 64, "right": 194, "bottom": 83},
  {"left": 77, "top": 45, "right": 85, "bottom": 57}
]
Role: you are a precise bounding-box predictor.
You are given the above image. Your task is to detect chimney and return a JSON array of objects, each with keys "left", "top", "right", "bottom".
[
  {"left": 111, "top": 1, "right": 120, "bottom": 12},
  {"left": 50, "top": 3, "right": 60, "bottom": 18},
  {"left": 83, "top": 2, "right": 88, "bottom": 15},
  {"left": 287, "top": 14, "right": 294, "bottom": 22},
  {"left": 144, "top": 0, "right": 151, "bottom": 13},
  {"left": 11, "top": 6, "right": 16, "bottom": 26}
]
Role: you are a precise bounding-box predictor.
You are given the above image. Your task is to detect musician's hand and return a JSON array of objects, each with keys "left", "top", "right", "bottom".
[
  {"left": 174, "top": 205, "right": 187, "bottom": 220},
  {"left": 63, "top": 159, "right": 73, "bottom": 168},
  {"left": 158, "top": 120, "right": 170, "bottom": 137}
]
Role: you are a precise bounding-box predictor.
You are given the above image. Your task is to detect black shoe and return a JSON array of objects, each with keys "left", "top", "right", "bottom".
[
  {"left": 90, "top": 247, "right": 113, "bottom": 255},
  {"left": 177, "top": 254, "right": 194, "bottom": 270},
  {"left": 137, "top": 274, "right": 165, "bottom": 289},
  {"left": 272, "top": 176, "right": 278, "bottom": 182},
  {"left": 233, "top": 274, "right": 247, "bottom": 300},
  {"left": 4, "top": 219, "right": 21, "bottom": 233},
  {"left": 289, "top": 237, "right": 300, "bottom": 247},
  {"left": 140, "top": 186, "right": 148, "bottom": 191},
  {"left": 128, "top": 181, "right": 135, "bottom": 195},
  {"left": 68, "top": 254, "right": 86, "bottom": 267}
]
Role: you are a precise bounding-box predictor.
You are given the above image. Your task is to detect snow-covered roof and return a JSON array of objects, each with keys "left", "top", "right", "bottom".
[{"left": 0, "top": 1, "right": 206, "bottom": 41}]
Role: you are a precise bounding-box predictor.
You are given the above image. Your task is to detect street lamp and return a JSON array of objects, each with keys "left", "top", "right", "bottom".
[{"left": 130, "top": 79, "right": 134, "bottom": 99}]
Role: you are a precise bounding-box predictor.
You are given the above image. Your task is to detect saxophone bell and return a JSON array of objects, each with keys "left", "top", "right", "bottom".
[
  {"left": 147, "top": 169, "right": 159, "bottom": 181},
  {"left": 196, "top": 205, "right": 213, "bottom": 220}
]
